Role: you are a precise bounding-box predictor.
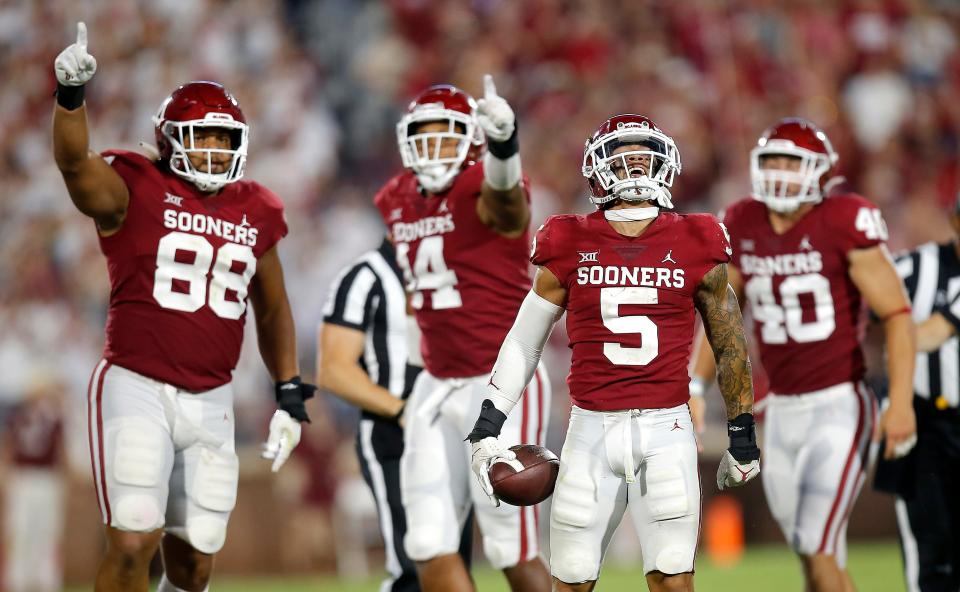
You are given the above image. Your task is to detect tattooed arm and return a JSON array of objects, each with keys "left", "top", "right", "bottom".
[
  {"left": 693, "top": 263, "right": 753, "bottom": 419},
  {"left": 694, "top": 263, "right": 761, "bottom": 490}
]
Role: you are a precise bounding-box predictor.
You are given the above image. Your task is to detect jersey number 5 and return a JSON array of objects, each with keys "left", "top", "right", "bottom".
[
  {"left": 153, "top": 232, "right": 257, "bottom": 319},
  {"left": 396, "top": 236, "right": 462, "bottom": 310},
  {"left": 601, "top": 287, "right": 658, "bottom": 365}
]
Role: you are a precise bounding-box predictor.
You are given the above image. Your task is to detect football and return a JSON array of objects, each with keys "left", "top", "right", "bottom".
[{"left": 488, "top": 444, "right": 560, "bottom": 506}]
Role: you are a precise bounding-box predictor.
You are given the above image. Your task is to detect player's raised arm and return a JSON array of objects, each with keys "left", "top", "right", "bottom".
[
  {"left": 466, "top": 266, "right": 565, "bottom": 505},
  {"left": 476, "top": 74, "right": 529, "bottom": 236},
  {"left": 849, "top": 244, "right": 917, "bottom": 459},
  {"left": 249, "top": 245, "right": 316, "bottom": 472},
  {"left": 52, "top": 22, "right": 129, "bottom": 232},
  {"left": 693, "top": 262, "right": 760, "bottom": 490}
]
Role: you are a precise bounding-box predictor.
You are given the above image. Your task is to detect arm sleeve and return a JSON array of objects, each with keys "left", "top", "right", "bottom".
[
  {"left": 322, "top": 262, "right": 379, "bottom": 332},
  {"left": 485, "top": 290, "right": 564, "bottom": 415}
]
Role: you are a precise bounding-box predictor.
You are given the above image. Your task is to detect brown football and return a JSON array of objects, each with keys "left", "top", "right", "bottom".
[{"left": 488, "top": 444, "right": 560, "bottom": 506}]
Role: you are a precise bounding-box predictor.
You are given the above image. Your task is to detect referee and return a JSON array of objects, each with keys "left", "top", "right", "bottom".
[
  {"left": 317, "top": 236, "right": 472, "bottom": 592},
  {"left": 879, "top": 199, "right": 960, "bottom": 592}
]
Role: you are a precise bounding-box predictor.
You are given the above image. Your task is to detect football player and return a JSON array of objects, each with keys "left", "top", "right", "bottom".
[
  {"left": 689, "top": 118, "right": 917, "bottom": 592},
  {"left": 52, "top": 23, "right": 313, "bottom": 592},
  {"left": 373, "top": 77, "right": 551, "bottom": 591},
  {"left": 468, "top": 115, "right": 760, "bottom": 592}
]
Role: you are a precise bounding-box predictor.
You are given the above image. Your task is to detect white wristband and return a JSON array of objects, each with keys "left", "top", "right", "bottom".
[{"left": 483, "top": 152, "right": 522, "bottom": 191}]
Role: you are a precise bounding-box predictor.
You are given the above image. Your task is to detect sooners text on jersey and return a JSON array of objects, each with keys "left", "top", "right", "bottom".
[
  {"left": 532, "top": 211, "right": 731, "bottom": 410},
  {"left": 374, "top": 162, "right": 531, "bottom": 378},
  {"left": 98, "top": 150, "right": 287, "bottom": 391},
  {"left": 723, "top": 192, "right": 887, "bottom": 395}
]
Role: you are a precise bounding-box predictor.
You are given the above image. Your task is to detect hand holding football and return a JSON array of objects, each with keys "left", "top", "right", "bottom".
[{"left": 488, "top": 444, "right": 559, "bottom": 506}]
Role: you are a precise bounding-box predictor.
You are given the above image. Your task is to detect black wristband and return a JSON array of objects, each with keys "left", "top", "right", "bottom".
[
  {"left": 486, "top": 126, "right": 519, "bottom": 160},
  {"left": 275, "top": 376, "right": 315, "bottom": 423},
  {"left": 55, "top": 83, "right": 85, "bottom": 110},
  {"left": 466, "top": 399, "right": 508, "bottom": 443},
  {"left": 727, "top": 412, "right": 761, "bottom": 462}
]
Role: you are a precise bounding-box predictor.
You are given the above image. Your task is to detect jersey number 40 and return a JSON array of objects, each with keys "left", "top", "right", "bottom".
[
  {"left": 153, "top": 232, "right": 257, "bottom": 319},
  {"left": 745, "top": 273, "right": 836, "bottom": 344}
]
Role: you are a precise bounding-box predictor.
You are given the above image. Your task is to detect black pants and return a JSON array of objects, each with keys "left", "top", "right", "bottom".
[
  {"left": 356, "top": 416, "right": 474, "bottom": 592},
  {"left": 893, "top": 399, "right": 960, "bottom": 592}
]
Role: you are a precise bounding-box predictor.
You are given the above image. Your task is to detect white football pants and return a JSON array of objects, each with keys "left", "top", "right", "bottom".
[
  {"left": 761, "top": 381, "right": 878, "bottom": 565},
  {"left": 550, "top": 403, "right": 700, "bottom": 583},
  {"left": 401, "top": 365, "right": 550, "bottom": 569},
  {"left": 87, "top": 360, "right": 239, "bottom": 554}
]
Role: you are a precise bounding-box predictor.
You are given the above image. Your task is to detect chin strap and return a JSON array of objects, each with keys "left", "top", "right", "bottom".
[{"left": 604, "top": 206, "right": 659, "bottom": 222}]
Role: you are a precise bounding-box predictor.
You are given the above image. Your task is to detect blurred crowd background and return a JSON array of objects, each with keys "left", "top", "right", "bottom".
[{"left": 1, "top": 0, "right": 958, "bottom": 584}]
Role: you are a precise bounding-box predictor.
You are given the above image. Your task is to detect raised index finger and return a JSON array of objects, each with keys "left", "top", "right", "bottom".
[
  {"left": 483, "top": 74, "right": 497, "bottom": 99},
  {"left": 76, "top": 22, "right": 88, "bottom": 49}
]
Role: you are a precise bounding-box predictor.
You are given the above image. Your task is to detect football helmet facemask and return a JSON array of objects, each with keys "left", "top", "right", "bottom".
[
  {"left": 397, "top": 85, "right": 484, "bottom": 194},
  {"left": 154, "top": 81, "right": 249, "bottom": 193},
  {"left": 582, "top": 114, "right": 681, "bottom": 209},
  {"left": 750, "top": 117, "right": 838, "bottom": 213}
]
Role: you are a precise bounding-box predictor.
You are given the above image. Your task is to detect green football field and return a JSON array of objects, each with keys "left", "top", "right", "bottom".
[{"left": 71, "top": 540, "right": 907, "bottom": 591}]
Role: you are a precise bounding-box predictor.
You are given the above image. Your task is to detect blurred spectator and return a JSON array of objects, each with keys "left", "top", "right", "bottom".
[{"left": 2, "top": 372, "right": 66, "bottom": 592}]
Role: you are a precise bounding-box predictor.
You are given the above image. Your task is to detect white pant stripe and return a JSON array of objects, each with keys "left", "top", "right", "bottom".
[
  {"left": 358, "top": 420, "right": 402, "bottom": 589},
  {"left": 895, "top": 498, "right": 921, "bottom": 592}
]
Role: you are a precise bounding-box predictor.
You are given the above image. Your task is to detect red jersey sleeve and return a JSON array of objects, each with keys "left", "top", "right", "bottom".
[
  {"left": 530, "top": 215, "right": 572, "bottom": 286},
  {"left": 826, "top": 193, "right": 888, "bottom": 253},
  {"left": 251, "top": 184, "right": 288, "bottom": 253},
  {"left": 688, "top": 213, "right": 733, "bottom": 265}
]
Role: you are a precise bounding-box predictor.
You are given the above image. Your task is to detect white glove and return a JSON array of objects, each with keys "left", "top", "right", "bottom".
[
  {"left": 55, "top": 22, "right": 97, "bottom": 86},
  {"left": 261, "top": 410, "right": 302, "bottom": 473},
  {"left": 716, "top": 450, "right": 760, "bottom": 490},
  {"left": 476, "top": 74, "right": 515, "bottom": 143},
  {"left": 470, "top": 436, "right": 517, "bottom": 507}
]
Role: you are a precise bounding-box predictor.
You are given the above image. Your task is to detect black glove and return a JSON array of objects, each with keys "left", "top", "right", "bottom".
[
  {"left": 727, "top": 413, "right": 761, "bottom": 462},
  {"left": 275, "top": 376, "right": 315, "bottom": 423}
]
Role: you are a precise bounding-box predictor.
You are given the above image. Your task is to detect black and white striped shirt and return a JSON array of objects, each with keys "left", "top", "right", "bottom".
[
  {"left": 322, "top": 239, "right": 419, "bottom": 414},
  {"left": 895, "top": 241, "right": 960, "bottom": 408}
]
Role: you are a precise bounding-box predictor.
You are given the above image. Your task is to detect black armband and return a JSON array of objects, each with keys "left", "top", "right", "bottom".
[
  {"left": 466, "top": 399, "right": 508, "bottom": 443},
  {"left": 275, "top": 376, "right": 316, "bottom": 423},
  {"left": 727, "top": 413, "right": 761, "bottom": 462},
  {"left": 486, "top": 126, "right": 519, "bottom": 160},
  {"left": 55, "top": 83, "right": 85, "bottom": 111}
]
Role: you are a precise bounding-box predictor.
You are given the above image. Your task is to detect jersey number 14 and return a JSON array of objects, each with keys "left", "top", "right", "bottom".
[{"left": 396, "top": 236, "right": 462, "bottom": 310}]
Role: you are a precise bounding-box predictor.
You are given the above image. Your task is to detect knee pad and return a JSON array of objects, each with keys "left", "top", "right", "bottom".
[
  {"left": 646, "top": 462, "right": 689, "bottom": 521},
  {"left": 180, "top": 448, "right": 238, "bottom": 554},
  {"left": 551, "top": 544, "right": 599, "bottom": 584},
  {"left": 113, "top": 494, "right": 164, "bottom": 532},
  {"left": 185, "top": 515, "right": 229, "bottom": 554},
  {"left": 404, "top": 523, "right": 455, "bottom": 562},
  {"left": 654, "top": 544, "right": 693, "bottom": 575},
  {"left": 112, "top": 421, "right": 166, "bottom": 531},
  {"left": 482, "top": 535, "right": 518, "bottom": 570}
]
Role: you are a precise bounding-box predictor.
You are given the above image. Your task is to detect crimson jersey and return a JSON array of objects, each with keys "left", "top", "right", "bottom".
[
  {"left": 374, "top": 163, "right": 531, "bottom": 378},
  {"left": 98, "top": 150, "right": 287, "bottom": 391},
  {"left": 5, "top": 402, "right": 63, "bottom": 468},
  {"left": 723, "top": 193, "right": 887, "bottom": 395},
  {"left": 532, "top": 211, "right": 731, "bottom": 410}
]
